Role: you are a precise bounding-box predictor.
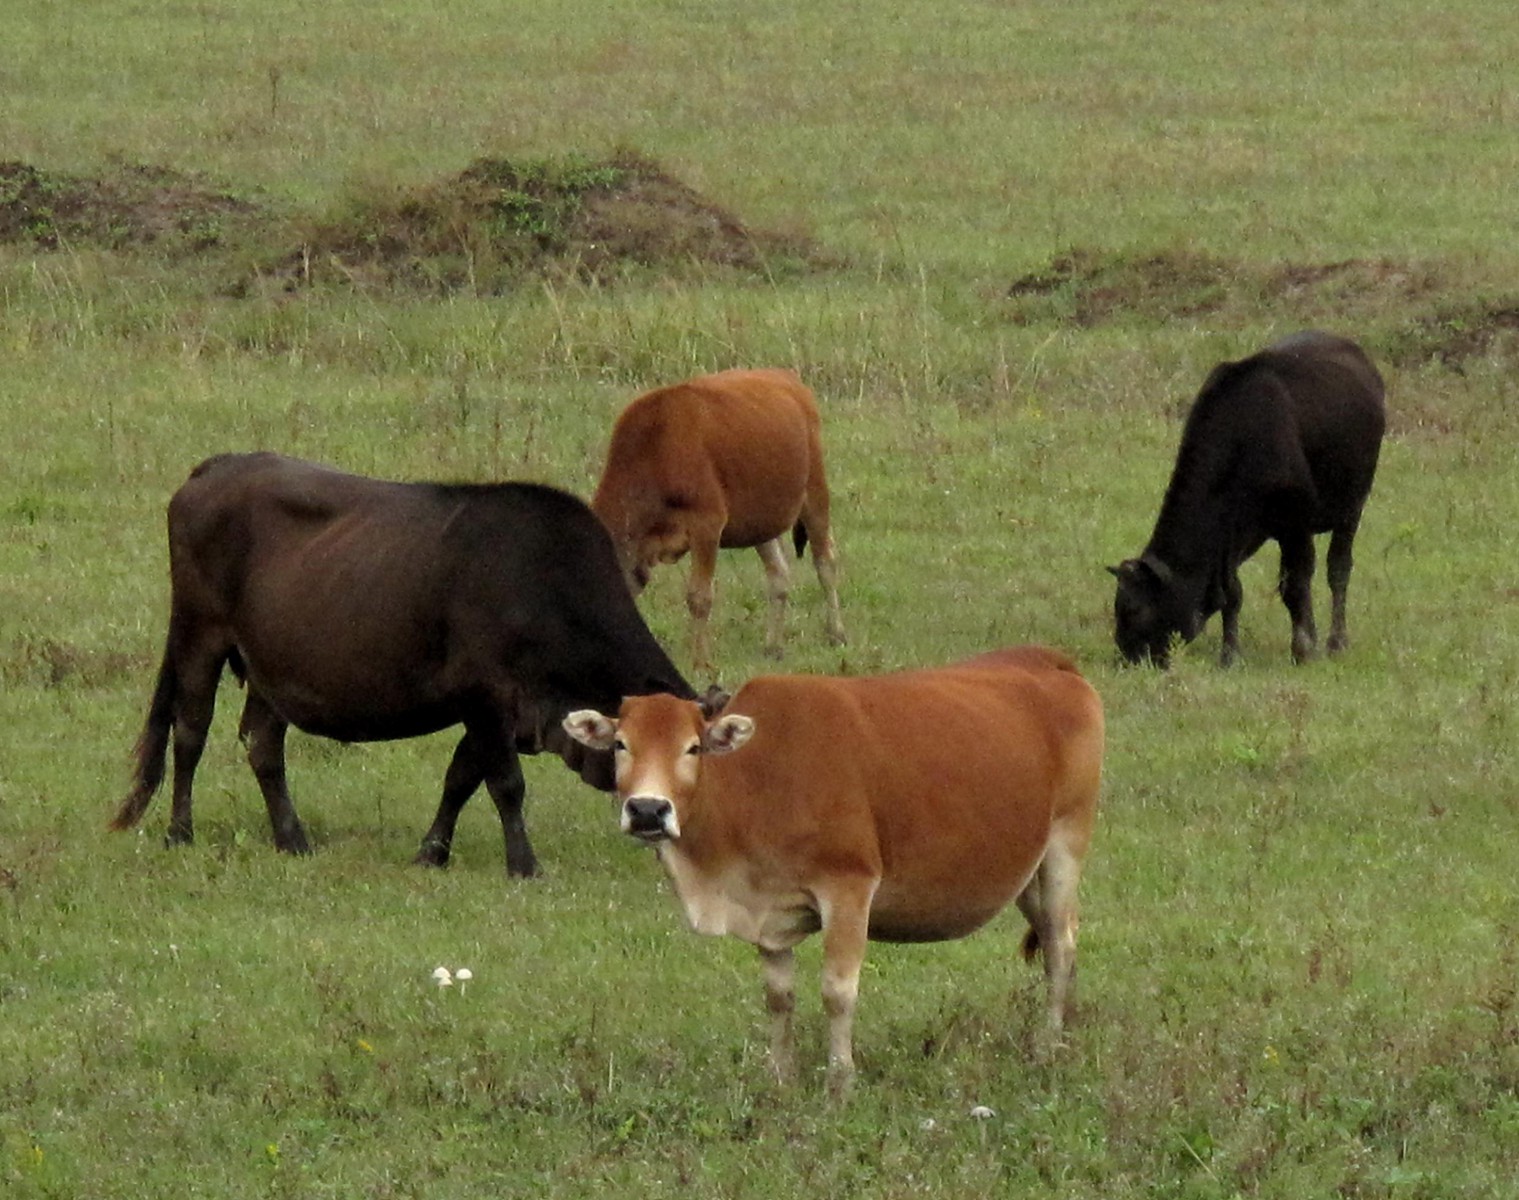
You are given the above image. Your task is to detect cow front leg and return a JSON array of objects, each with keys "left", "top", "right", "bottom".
[
  {"left": 238, "top": 691, "right": 309, "bottom": 854},
  {"left": 1325, "top": 525, "right": 1358, "bottom": 654},
  {"left": 685, "top": 537, "right": 721, "bottom": 674},
  {"left": 414, "top": 729, "right": 488, "bottom": 867},
  {"left": 756, "top": 537, "right": 791, "bottom": 660},
  {"left": 1219, "top": 569, "right": 1245, "bottom": 667},
  {"left": 758, "top": 946, "right": 797, "bottom": 1085},
  {"left": 479, "top": 735, "right": 538, "bottom": 878},
  {"left": 817, "top": 878, "right": 876, "bottom": 1100},
  {"left": 1278, "top": 532, "right": 1318, "bottom": 663}
]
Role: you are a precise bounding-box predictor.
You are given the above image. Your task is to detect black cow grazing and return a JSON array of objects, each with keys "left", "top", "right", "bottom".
[
  {"left": 111, "top": 452, "right": 694, "bottom": 876},
  {"left": 1110, "top": 331, "right": 1386, "bottom": 667}
]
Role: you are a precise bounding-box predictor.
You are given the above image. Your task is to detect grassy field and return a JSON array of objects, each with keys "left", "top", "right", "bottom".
[{"left": 3, "top": 2, "right": 1518, "bottom": 1196}]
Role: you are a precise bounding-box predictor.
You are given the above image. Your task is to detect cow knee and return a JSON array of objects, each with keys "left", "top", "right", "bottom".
[{"left": 685, "top": 585, "right": 714, "bottom": 622}]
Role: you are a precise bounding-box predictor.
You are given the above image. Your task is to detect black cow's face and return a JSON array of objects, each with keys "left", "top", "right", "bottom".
[{"left": 1110, "top": 559, "right": 1189, "bottom": 667}]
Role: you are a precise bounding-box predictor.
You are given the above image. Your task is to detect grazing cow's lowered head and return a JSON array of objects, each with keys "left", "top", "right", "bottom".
[
  {"left": 1107, "top": 554, "right": 1203, "bottom": 667},
  {"left": 563, "top": 691, "right": 745, "bottom": 844}
]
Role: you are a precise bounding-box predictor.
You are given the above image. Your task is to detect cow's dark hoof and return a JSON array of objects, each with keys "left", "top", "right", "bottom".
[
  {"left": 413, "top": 840, "right": 451, "bottom": 868},
  {"left": 164, "top": 826, "right": 193, "bottom": 848}
]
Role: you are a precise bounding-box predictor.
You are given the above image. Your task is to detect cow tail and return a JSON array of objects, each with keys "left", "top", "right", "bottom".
[
  {"left": 792, "top": 519, "right": 809, "bottom": 559},
  {"left": 109, "top": 641, "right": 178, "bottom": 830},
  {"left": 1020, "top": 929, "right": 1041, "bottom": 963}
]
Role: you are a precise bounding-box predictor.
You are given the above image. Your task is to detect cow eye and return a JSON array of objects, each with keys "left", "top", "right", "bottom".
[
  {"left": 613, "top": 738, "right": 627, "bottom": 753},
  {"left": 683, "top": 742, "right": 700, "bottom": 756}
]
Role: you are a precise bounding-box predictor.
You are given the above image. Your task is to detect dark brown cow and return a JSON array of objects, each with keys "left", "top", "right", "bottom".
[
  {"left": 564, "top": 646, "right": 1103, "bottom": 1096},
  {"left": 111, "top": 452, "right": 692, "bottom": 875},
  {"left": 1111, "top": 330, "right": 1386, "bottom": 666},
  {"left": 590, "top": 368, "right": 845, "bottom": 673}
]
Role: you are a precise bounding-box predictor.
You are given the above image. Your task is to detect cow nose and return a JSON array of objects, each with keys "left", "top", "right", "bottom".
[{"left": 622, "top": 796, "right": 675, "bottom": 841}]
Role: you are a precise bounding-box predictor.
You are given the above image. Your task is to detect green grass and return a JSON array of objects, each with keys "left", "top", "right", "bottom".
[{"left": 3, "top": 1, "right": 1518, "bottom": 1196}]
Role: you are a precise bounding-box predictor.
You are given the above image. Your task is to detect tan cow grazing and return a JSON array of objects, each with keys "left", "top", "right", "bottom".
[
  {"left": 590, "top": 368, "right": 846, "bottom": 673},
  {"left": 563, "top": 645, "right": 1103, "bottom": 1097}
]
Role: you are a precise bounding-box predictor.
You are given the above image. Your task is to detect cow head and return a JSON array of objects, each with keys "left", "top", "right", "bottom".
[
  {"left": 563, "top": 692, "right": 752, "bottom": 844},
  {"left": 605, "top": 520, "right": 690, "bottom": 597},
  {"left": 1108, "top": 556, "right": 1196, "bottom": 667}
]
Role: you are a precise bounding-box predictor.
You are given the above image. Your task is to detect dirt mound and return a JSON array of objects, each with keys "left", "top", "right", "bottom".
[
  {"left": 0, "top": 160, "right": 258, "bottom": 252},
  {"left": 1388, "top": 304, "right": 1519, "bottom": 369},
  {"left": 1003, "top": 248, "right": 1440, "bottom": 329},
  {"left": 259, "top": 151, "right": 831, "bottom": 293}
]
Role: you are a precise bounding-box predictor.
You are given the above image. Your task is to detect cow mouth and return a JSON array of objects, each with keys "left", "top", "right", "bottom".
[{"left": 621, "top": 798, "right": 678, "bottom": 842}]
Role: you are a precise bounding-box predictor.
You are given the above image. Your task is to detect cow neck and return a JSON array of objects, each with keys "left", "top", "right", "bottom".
[{"left": 1144, "top": 478, "right": 1231, "bottom": 586}]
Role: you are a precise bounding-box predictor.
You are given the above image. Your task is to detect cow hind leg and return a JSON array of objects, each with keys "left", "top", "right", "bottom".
[
  {"left": 799, "top": 506, "right": 846, "bottom": 648},
  {"left": 1015, "top": 838, "right": 1084, "bottom": 1036},
  {"left": 414, "top": 729, "right": 489, "bottom": 868},
  {"left": 1325, "top": 523, "right": 1359, "bottom": 654},
  {"left": 756, "top": 537, "right": 791, "bottom": 660},
  {"left": 238, "top": 690, "right": 310, "bottom": 855},
  {"left": 163, "top": 641, "right": 228, "bottom": 847},
  {"left": 1277, "top": 532, "right": 1319, "bottom": 663}
]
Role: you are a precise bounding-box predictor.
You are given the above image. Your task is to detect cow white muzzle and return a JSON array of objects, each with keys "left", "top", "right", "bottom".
[{"left": 622, "top": 795, "right": 679, "bottom": 842}]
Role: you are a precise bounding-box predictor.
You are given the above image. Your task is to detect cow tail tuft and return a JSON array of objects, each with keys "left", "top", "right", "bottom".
[
  {"left": 1020, "top": 928, "right": 1041, "bottom": 963},
  {"left": 110, "top": 644, "right": 177, "bottom": 830},
  {"left": 792, "top": 520, "right": 809, "bottom": 559}
]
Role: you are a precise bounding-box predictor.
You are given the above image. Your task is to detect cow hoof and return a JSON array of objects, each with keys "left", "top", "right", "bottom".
[
  {"left": 164, "top": 827, "right": 193, "bottom": 848},
  {"left": 413, "top": 841, "right": 451, "bottom": 868}
]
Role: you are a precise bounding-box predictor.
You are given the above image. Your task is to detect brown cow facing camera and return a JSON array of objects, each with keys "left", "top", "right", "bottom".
[
  {"left": 590, "top": 368, "right": 846, "bottom": 673},
  {"left": 565, "top": 645, "right": 1104, "bottom": 1098}
]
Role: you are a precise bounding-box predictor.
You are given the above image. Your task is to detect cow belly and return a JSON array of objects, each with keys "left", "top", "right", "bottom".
[
  {"left": 239, "top": 653, "right": 460, "bottom": 742},
  {"left": 867, "top": 865, "right": 1038, "bottom": 944}
]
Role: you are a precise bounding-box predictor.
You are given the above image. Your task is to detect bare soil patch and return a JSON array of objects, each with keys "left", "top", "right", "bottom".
[{"left": 0, "top": 160, "right": 259, "bottom": 252}]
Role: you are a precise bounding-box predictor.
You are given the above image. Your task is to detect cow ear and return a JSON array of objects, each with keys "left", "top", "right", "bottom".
[
  {"left": 1105, "top": 564, "right": 1123, "bottom": 578},
  {"left": 563, "top": 710, "right": 618, "bottom": 750},
  {"left": 697, "top": 684, "right": 731, "bottom": 720},
  {"left": 702, "top": 714, "right": 755, "bottom": 756}
]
